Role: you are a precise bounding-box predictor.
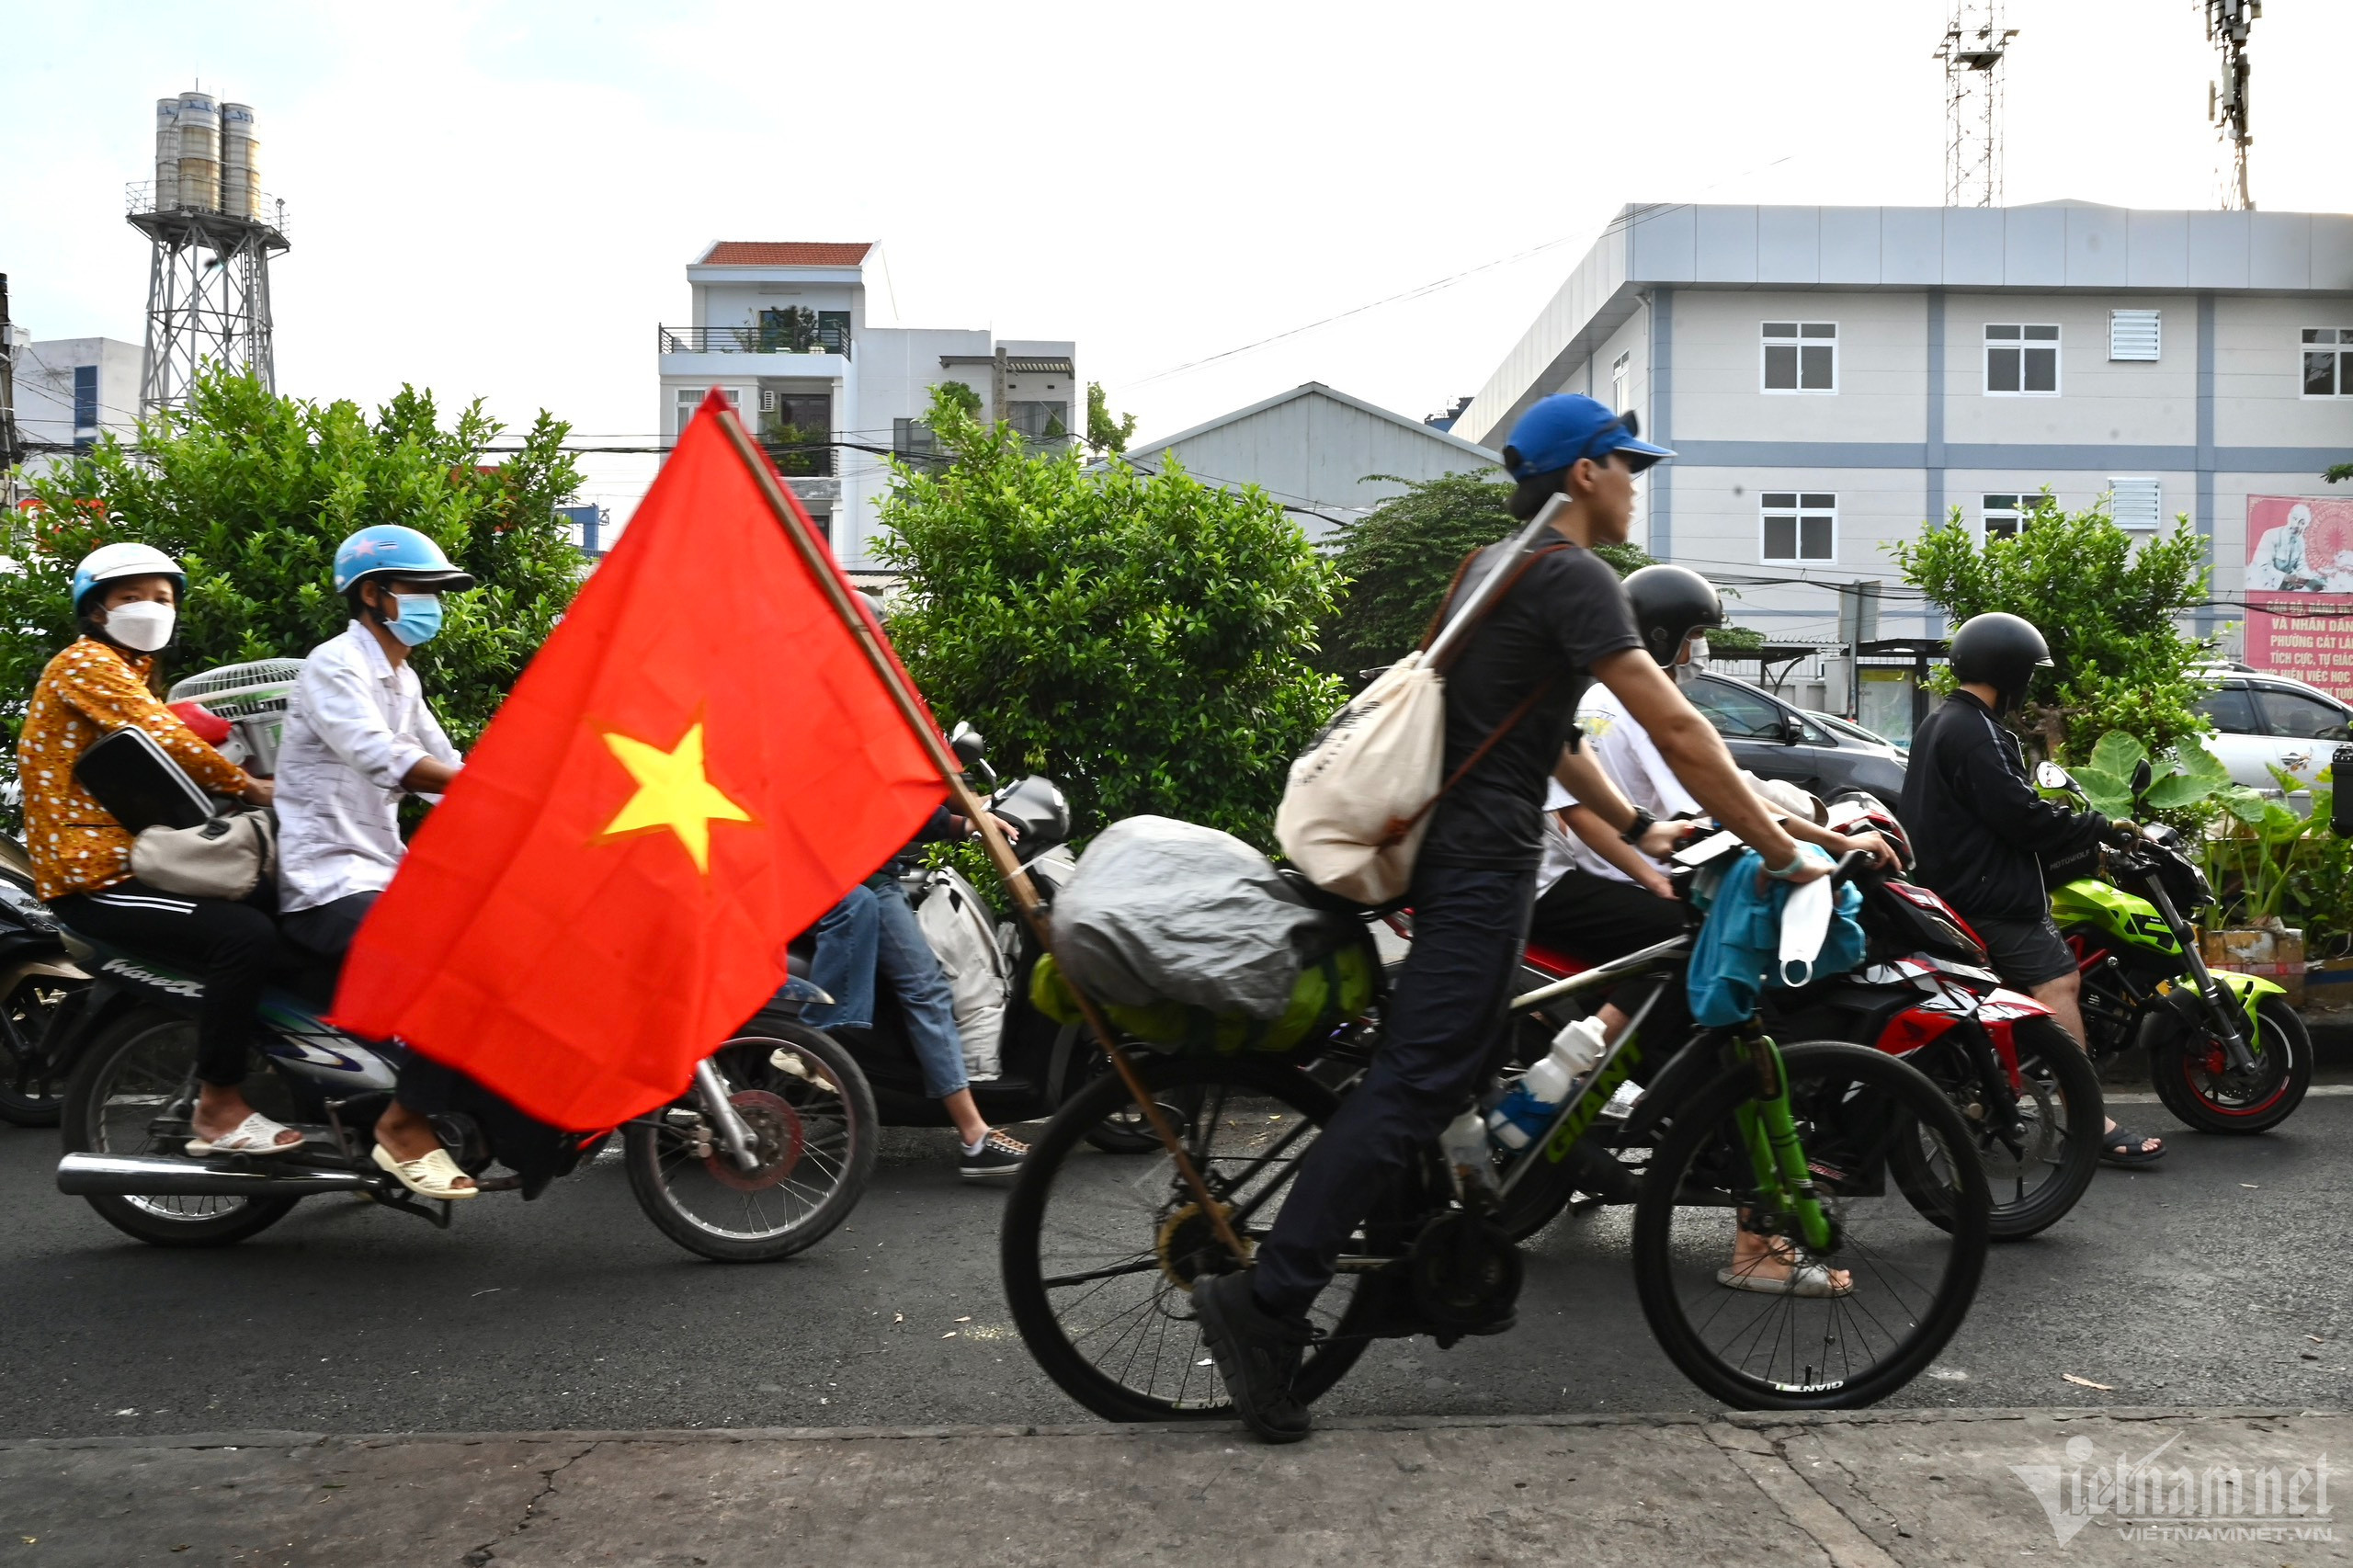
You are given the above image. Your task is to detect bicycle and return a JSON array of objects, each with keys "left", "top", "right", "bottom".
[{"left": 1001, "top": 847, "right": 1993, "bottom": 1416}]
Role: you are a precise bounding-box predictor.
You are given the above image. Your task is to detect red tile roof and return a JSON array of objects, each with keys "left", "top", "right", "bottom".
[{"left": 699, "top": 241, "right": 873, "bottom": 267}]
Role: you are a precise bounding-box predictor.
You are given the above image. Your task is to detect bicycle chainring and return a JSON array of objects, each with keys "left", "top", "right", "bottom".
[{"left": 1405, "top": 1211, "right": 1522, "bottom": 1333}]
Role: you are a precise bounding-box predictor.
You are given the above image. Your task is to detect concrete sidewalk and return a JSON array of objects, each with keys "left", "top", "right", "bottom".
[{"left": 1, "top": 1408, "right": 2343, "bottom": 1567}]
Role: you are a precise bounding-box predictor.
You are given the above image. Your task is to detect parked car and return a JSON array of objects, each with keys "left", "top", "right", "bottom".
[
  {"left": 1803, "top": 710, "right": 1900, "bottom": 750},
  {"left": 2191, "top": 666, "right": 2353, "bottom": 788},
  {"left": 1681, "top": 670, "right": 1907, "bottom": 805}
]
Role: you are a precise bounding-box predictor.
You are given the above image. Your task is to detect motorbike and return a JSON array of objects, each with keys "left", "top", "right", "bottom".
[
  {"left": 0, "top": 840, "right": 93, "bottom": 1129},
  {"left": 806, "top": 725, "right": 1169, "bottom": 1153},
  {"left": 47, "top": 927, "right": 878, "bottom": 1259},
  {"left": 1402, "top": 797, "right": 2103, "bottom": 1244},
  {"left": 2035, "top": 758, "right": 2312, "bottom": 1133}
]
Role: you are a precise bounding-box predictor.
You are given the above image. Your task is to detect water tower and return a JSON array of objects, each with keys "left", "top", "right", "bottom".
[{"left": 130, "top": 88, "right": 289, "bottom": 419}]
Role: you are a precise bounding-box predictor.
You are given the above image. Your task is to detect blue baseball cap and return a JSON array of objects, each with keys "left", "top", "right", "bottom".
[{"left": 1502, "top": 394, "right": 1676, "bottom": 478}]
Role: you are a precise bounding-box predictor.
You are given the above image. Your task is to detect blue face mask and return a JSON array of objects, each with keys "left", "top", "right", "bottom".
[{"left": 386, "top": 594, "right": 444, "bottom": 647}]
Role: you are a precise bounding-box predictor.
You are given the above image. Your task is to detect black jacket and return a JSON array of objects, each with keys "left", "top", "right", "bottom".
[{"left": 1899, "top": 691, "right": 2109, "bottom": 924}]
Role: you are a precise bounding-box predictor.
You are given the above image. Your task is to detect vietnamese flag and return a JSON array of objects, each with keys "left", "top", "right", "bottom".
[{"left": 331, "top": 390, "right": 946, "bottom": 1128}]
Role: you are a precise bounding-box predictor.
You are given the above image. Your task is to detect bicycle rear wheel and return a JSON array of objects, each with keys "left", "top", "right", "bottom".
[
  {"left": 1631, "top": 1040, "right": 1988, "bottom": 1409},
  {"left": 1001, "top": 1053, "right": 1381, "bottom": 1423}
]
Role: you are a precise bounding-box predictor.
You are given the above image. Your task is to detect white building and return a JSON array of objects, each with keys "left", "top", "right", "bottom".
[
  {"left": 656, "top": 242, "right": 1077, "bottom": 568},
  {"left": 1118, "top": 382, "right": 1501, "bottom": 544},
  {"left": 1453, "top": 202, "right": 2353, "bottom": 671},
  {"left": 9, "top": 335, "right": 142, "bottom": 480}
]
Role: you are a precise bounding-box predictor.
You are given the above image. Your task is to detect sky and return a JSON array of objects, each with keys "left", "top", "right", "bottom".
[{"left": 6, "top": 1, "right": 2349, "bottom": 533}]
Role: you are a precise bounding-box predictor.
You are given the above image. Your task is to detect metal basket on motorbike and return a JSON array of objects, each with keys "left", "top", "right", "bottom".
[{"left": 167, "top": 660, "right": 306, "bottom": 778}]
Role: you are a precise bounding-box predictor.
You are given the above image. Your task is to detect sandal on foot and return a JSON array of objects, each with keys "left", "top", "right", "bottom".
[
  {"left": 371, "top": 1142, "right": 480, "bottom": 1200},
  {"left": 187, "top": 1111, "right": 304, "bottom": 1158},
  {"left": 1717, "top": 1259, "right": 1853, "bottom": 1298},
  {"left": 2100, "top": 1126, "right": 2165, "bottom": 1167}
]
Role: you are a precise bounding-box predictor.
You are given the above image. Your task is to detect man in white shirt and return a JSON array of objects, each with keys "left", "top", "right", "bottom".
[{"left": 276, "top": 524, "right": 473, "bottom": 1199}]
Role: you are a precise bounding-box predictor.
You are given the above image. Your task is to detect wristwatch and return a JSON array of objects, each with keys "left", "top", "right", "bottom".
[{"left": 1619, "top": 806, "right": 1657, "bottom": 846}]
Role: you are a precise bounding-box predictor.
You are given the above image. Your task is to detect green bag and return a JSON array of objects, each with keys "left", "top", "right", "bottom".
[{"left": 1029, "top": 938, "right": 1376, "bottom": 1056}]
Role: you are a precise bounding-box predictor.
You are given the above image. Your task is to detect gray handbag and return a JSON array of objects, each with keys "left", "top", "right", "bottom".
[{"left": 130, "top": 809, "right": 278, "bottom": 900}]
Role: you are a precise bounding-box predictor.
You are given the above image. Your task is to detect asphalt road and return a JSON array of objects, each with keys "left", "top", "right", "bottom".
[{"left": 1, "top": 1084, "right": 2347, "bottom": 1440}]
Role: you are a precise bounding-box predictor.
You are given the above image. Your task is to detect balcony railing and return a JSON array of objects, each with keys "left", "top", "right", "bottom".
[{"left": 658, "top": 324, "right": 851, "bottom": 360}]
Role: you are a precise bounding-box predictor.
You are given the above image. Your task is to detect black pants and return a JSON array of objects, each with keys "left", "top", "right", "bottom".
[
  {"left": 281, "top": 890, "right": 455, "bottom": 1117},
  {"left": 51, "top": 881, "right": 278, "bottom": 1089},
  {"left": 1253, "top": 862, "right": 1536, "bottom": 1318},
  {"left": 1529, "top": 866, "right": 1687, "bottom": 964}
]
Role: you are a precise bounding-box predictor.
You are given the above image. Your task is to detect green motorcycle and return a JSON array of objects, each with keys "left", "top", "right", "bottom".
[{"left": 2038, "top": 760, "right": 2312, "bottom": 1134}]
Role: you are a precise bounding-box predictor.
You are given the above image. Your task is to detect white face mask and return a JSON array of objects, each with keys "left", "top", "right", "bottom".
[
  {"left": 101, "top": 599, "right": 176, "bottom": 653},
  {"left": 1674, "top": 635, "right": 1710, "bottom": 687}
]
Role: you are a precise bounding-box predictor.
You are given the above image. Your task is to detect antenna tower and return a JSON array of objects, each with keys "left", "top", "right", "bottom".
[
  {"left": 131, "top": 90, "right": 290, "bottom": 420},
  {"left": 2206, "top": 0, "right": 2258, "bottom": 210},
  {"left": 1936, "top": 2, "right": 2017, "bottom": 207}
]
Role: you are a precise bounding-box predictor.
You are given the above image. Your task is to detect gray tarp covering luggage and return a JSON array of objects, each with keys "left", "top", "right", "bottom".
[{"left": 1051, "top": 816, "right": 1337, "bottom": 1021}]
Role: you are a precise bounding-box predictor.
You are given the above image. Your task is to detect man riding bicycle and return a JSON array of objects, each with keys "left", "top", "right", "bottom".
[{"left": 1193, "top": 394, "right": 1828, "bottom": 1443}]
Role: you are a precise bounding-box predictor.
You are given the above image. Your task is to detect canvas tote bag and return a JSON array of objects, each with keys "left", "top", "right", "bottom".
[{"left": 1277, "top": 499, "right": 1569, "bottom": 903}]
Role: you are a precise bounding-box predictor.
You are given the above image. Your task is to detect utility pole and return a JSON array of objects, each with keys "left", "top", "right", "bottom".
[
  {"left": 0, "top": 273, "right": 22, "bottom": 508},
  {"left": 2206, "top": 0, "right": 2258, "bottom": 210},
  {"left": 1935, "top": 1, "right": 2018, "bottom": 208}
]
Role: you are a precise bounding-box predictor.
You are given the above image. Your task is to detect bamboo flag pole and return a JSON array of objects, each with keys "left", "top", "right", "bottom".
[{"left": 717, "top": 410, "right": 1250, "bottom": 1263}]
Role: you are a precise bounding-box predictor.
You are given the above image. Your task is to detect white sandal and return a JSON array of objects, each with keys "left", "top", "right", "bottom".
[
  {"left": 1717, "top": 1258, "right": 1853, "bottom": 1298},
  {"left": 371, "top": 1142, "right": 480, "bottom": 1200},
  {"left": 186, "top": 1111, "right": 304, "bottom": 1158}
]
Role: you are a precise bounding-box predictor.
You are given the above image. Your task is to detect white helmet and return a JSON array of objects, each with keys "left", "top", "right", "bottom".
[{"left": 71, "top": 542, "right": 184, "bottom": 613}]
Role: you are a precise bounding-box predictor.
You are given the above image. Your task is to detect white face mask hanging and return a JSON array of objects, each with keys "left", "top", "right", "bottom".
[{"left": 102, "top": 599, "right": 176, "bottom": 653}]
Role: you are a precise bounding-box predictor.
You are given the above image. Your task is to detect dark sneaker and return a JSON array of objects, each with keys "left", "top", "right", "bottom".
[
  {"left": 1192, "top": 1271, "right": 1314, "bottom": 1444},
  {"left": 959, "top": 1128, "right": 1028, "bottom": 1181}
]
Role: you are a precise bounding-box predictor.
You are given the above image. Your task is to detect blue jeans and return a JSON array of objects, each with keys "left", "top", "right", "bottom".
[{"left": 803, "top": 876, "right": 969, "bottom": 1101}]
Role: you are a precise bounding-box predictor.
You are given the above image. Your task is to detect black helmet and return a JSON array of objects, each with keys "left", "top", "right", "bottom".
[
  {"left": 1621, "top": 564, "right": 1725, "bottom": 667},
  {"left": 1949, "top": 611, "right": 2052, "bottom": 711}
]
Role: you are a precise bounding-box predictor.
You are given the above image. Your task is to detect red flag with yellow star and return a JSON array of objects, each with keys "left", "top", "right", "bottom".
[{"left": 329, "top": 390, "right": 946, "bottom": 1127}]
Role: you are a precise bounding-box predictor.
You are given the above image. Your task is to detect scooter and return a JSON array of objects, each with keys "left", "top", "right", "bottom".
[
  {"left": 2035, "top": 758, "right": 2312, "bottom": 1133},
  {"left": 48, "top": 928, "right": 878, "bottom": 1260},
  {"left": 793, "top": 727, "right": 1169, "bottom": 1151}
]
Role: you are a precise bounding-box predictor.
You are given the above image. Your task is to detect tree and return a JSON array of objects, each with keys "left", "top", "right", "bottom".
[
  {"left": 1889, "top": 494, "right": 2215, "bottom": 762},
  {"left": 1085, "top": 381, "right": 1137, "bottom": 459},
  {"left": 874, "top": 384, "right": 1344, "bottom": 847},
  {"left": 1316, "top": 472, "right": 1654, "bottom": 678},
  {"left": 0, "top": 368, "right": 585, "bottom": 819}
]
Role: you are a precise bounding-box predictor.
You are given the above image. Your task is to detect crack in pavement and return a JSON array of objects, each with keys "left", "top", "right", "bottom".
[
  {"left": 462, "top": 1440, "right": 600, "bottom": 1566},
  {"left": 1704, "top": 1422, "right": 1897, "bottom": 1568}
]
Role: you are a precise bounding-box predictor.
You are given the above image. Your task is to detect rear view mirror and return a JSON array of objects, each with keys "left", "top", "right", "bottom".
[
  {"left": 2034, "top": 761, "right": 2075, "bottom": 791},
  {"left": 949, "top": 722, "right": 986, "bottom": 767},
  {"left": 2130, "top": 758, "right": 2154, "bottom": 799}
]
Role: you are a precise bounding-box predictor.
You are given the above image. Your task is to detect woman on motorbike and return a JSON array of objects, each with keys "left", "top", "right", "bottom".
[{"left": 21, "top": 544, "right": 293, "bottom": 1155}]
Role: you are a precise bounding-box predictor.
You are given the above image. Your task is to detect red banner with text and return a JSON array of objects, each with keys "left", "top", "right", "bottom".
[{"left": 2239, "top": 494, "right": 2353, "bottom": 704}]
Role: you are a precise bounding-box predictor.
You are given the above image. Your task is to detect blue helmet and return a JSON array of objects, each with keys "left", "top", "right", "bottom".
[{"left": 332, "top": 525, "right": 477, "bottom": 596}]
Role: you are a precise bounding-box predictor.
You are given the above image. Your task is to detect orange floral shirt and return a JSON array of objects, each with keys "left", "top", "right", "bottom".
[{"left": 18, "top": 639, "right": 252, "bottom": 901}]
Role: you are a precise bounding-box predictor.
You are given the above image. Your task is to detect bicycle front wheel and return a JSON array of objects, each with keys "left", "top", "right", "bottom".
[
  {"left": 1001, "top": 1053, "right": 1381, "bottom": 1423},
  {"left": 1631, "top": 1040, "right": 1989, "bottom": 1410}
]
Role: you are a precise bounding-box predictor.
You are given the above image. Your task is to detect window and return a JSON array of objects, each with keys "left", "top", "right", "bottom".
[
  {"left": 1609, "top": 351, "right": 1629, "bottom": 416},
  {"left": 1985, "top": 324, "right": 2059, "bottom": 394},
  {"left": 2109, "top": 310, "right": 2161, "bottom": 361},
  {"left": 2108, "top": 477, "right": 2163, "bottom": 530},
  {"left": 893, "top": 416, "right": 940, "bottom": 461},
  {"left": 1007, "top": 400, "right": 1070, "bottom": 443},
  {"left": 2302, "top": 328, "right": 2353, "bottom": 397},
  {"left": 675, "top": 386, "right": 739, "bottom": 438},
  {"left": 1761, "top": 322, "right": 1836, "bottom": 392},
  {"left": 2252, "top": 686, "right": 2350, "bottom": 741},
  {"left": 2194, "top": 685, "right": 2258, "bottom": 735},
  {"left": 1982, "top": 494, "right": 2029, "bottom": 540},
  {"left": 72, "top": 365, "right": 97, "bottom": 443},
  {"left": 1685, "top": 677, "right": 1790, "bottom": 741},
  {"left": 1760, "top": 492, "right": 1836, "bottom": 562}
]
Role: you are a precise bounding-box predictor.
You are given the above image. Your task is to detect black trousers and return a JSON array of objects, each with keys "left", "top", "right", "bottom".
[
  {"left": 51, "top": 881, "right": 278, "bottom": 1089},
  {"left": 281, "top": 890, "right": 456, "bottom": 1117},
  {"left": 1253, "top": 861, "right": 1536, "bottom": 1318},
  {"left": 1529, "top": 866, "right": 1687, "bottom": 964}
]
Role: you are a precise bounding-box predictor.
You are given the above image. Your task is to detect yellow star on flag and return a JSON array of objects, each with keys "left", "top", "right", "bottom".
[{"left": 597, "top": 722, "right": 753, "bottom": 873}]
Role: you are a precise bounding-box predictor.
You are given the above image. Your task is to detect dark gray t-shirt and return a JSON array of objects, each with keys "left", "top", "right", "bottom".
[{"left": 1417, "top": 543, "right": 1643, "bottom": 871}]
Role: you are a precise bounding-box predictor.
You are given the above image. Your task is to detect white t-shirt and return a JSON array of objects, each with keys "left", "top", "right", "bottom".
[{"left": 1545, "top": 685, "right": 1702, "bottom": 890}]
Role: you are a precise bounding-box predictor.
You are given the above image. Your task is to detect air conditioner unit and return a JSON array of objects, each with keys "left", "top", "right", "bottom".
[{"left": 759, "top": 390, "right": 777, "bottom": 413}]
